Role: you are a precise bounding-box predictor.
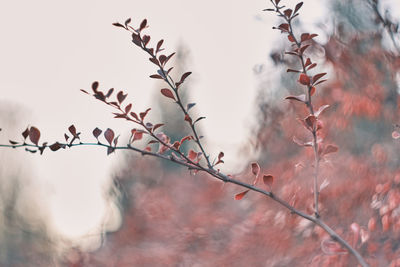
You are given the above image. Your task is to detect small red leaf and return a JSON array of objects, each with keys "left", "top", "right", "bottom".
[
  {"left": 184, "top": 114, "right": 192, "bottom": 124},
  {"left": 9, "top": 140, "right": 18, "bottom": 145},
  {"left": 309, "top": 86, "right": 316, "bottom": 96},
  {"left": 139, "top": 108, "right": 151, "bottom": 121},
  {"left": 298, "top": 73, "right": 310, "bottom": 85},
  {"left": 68, "top": 125, "right": 78, "bottom": 138},
  {"left": 323, "top": 144, "right": 338, "bottom": 155},
  {"left": 49, "top": 142, "right": 65, "bottom": 151},
  {"left": 160, "top": 89, "right": 176, "bottom": 100},
  {"left": 149, "top": 57, "right": 159, "bottom": 65},
  {"left": 284, "top": 9, "right": 292, "bottom": 18},
  {"left": 180, "top": 72, "right": 192, "bottom": 83},
  {"left": 216, "top": 152, "right": 224, "bottom": 165},
  {"left": 117, "top": 91, "right": 127, "bottom": 104},
  {"left": 305, "top": 115, "right": 317, "bottom": 130},
  {"left": 150, "top": 74, "right": 163, "bottom": 79},
  {"left": 125, "top": 103, "right": 132, "bottom": 114},
  {"left": 156, "top": 39, "right": 164, "bottom": 52},
  {"left": 92, "top": 81, "right": 99, "bottom": 93},
  {"left": 29, "top": 127, "right": 40, "bottom": 145},
  {"left": 104, "top": 128, "right": 115, "bottom": 145},
  {"left": 139, "top": 19, "right": 147, "bottom": 31},
  {"left": 263, "top": 174, "right": 274, "bottom": 188},
  {"left": 235, "top": 190, "right": 249, "bottom": 200},
  {"left": 307, "top": 63, "right": 317, "bottom": 70},
  {"left": 288, "top": 34, "right": 295, "bottom": 42},
  {"left": 301, "top": 33, "right": 310, "bottom": 42},
  {"left": 299, "top": 44, "right": 310, "bottom": 54},
  {"left": 188, "top": 150, "right": 198, "bottom": 161},
  {"left": 22, "top": 128, "right": 29, "bottom": 140},
  {"left": 93, "top": 128, "right": 102, "bottom": 139},
  {"left": 287, "top": 69, "right": 300, "bottom": 73},
  {"left": 152, "top": 123, "right": 164, "bottom": 132},
  {"left": 312, "top": 73, "right": 327, "bottom": 84},
  {"left": 285, "top": 94, "right": 306, "bottom": 103},
  {"left": 133, "top": 131, "right": 143, "bottom": 142},
  {"left": 278, "top": 23, "right": 289, "bottom": 32},
  {"left": 304, "top": 58, "right": 312, "bottom": 67},
  {"left": 294, "top": 2, "right": 303, "bottom": 14},
  {"left": 251, "top": 162, "right": 260, "bottom": 176}
]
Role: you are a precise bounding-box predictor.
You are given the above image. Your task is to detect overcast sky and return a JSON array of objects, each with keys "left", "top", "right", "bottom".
[{"left": 0, "top": 0, "right": 398, "bottom": 247}]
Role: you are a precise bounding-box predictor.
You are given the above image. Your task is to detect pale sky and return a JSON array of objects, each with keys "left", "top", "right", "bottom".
[{"left": 0, "top": 0, "right": 398, "bottom": 248}]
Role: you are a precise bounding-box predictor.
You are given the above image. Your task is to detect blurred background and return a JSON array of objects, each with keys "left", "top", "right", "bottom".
[{"left": 0, "top": 0, "right": 400, "bottom": 266}]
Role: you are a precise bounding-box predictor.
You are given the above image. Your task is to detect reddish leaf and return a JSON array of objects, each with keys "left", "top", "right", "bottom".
[
  {"left": 309, "top": 86, "right": 316, "bottom": 96},
  {"left": 180, "top": 135, "right": 193, "bottom": 144},
  {"left": 323, "top": 144, "right": 338, "bottom": 155},
  {"left": 64, "top": 134, "right": 69, "bottom": 142},
  {"left": 284, "top": 9, "right": 292, "bottom": 18},
  {"left": 294, "top": 2, "right": 303, "bottom": 14},
  {"left": 29, "top": 126, "right": 40, "bottom": 145},
  {"left": 22, "top": 128, "right": 29, "bottom": 140},
  {"left": 287, "top": 69, "right": 300, "bottom": 73},
  {"left": 112, "top": 22, "right": 125, "bottom": 28},
  {"left": 314, "top": 79, "right": 327, "bottom": 86},
  {"left": 156, "top": 39, "right": 164, "bottom": 52},
  {"left": 298, "top": 73, "right": 310, "bottom": 85},
  {"left": 288, "top": 34, "right": 295, "bottom": 42},
  {"left": 263, "top": 174, "right": 274, "bottom": 188},
  {"left": 312, "top": 73, "right": 327, "bottom": 84},
  {"left": 278, "top": 23, "right": 289, "bottom": 32},
  {"left": 152, "top": 123, "right": 164, "bottom": 132},
  {"left": 305, "top": 115, "right": 317, "bottom": 129},
  {"left": 235, "top": 190, "right": 249, "bottom": 200},
  {"left": 139, "top": 108, "right": 151, "bottom": 121},
  {"left": 49, "top": 142, "right": 65, "bottom": 151},
  {"left": 113, "top": 135, "right": 120, "bottom": 146},
  {"left": 251, "top": 162, "right": 260, "bottom": 176},
  {"left": 90, "top": 128, "right": 101, "bottom": 142},
  {"left": 149, "top": 57, "right": 159, "bottom": 65},
  {"left": 216, "top": 152, "right": 224, "bottom": 165},
  {"left": 301, "top": 33, "right": 310, "bottom": 42},
  {"left": 304, "top": 58, "right": 312, "bottom": 67},
  {"left": 142, "top": 35, "right": 150, "bottom": 46},
  {"left": 68, "top": 125, "right": 78, "bottom": 138},
  {"left": 180, "top": 72, "right": 192, "bottom": 83},
  {"left": 124, "top": 18, "right": 131, "bottom": 27},
  {"left": 130, "top": 112, "right": 139, "bottom": 120},
  {"left": 307, "top": 63, "right": 317, "bottom": 70},
  {"left": 150, "top": 74, "right": 163, "bottom": 79},
  {"left": 133, "top": 131, "right": 143, "bottom": 142},
  {"left": 299, "top": 44, "right": 310, "bottom": 54},
  {"left": 139, "top": 19, "right": 147, "bottom": 31},
  {"left": 184, "top": 114, "right": 192, "bottom": 124},
  {"left": 285, "top": 94, "right": 306, "bottom": 103},
  {"left": 125, "top": 103, "right": 132, "bottom": 114},
  {"left": 92, "top": 81, "right": 99, "bottom": 93},
  {"left": 9, "top": 140, "right": 18, "bottom": 145},
  {"left": 104, "top": 128, "right": 115, "bottom": 145},
  {"left": 188, "top": 150, "right": 198, "bottom": 161},
  {"left": 160, "top": 89, "right": 176, "bottom": 100},
  {"left": 117, "top": 91, "right": 127, "bottom": 104}
]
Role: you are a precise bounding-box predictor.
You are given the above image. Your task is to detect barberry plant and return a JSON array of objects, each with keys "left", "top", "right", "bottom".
[{"left": 1, "top": 0, "right": 399, "bottom": 266}]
